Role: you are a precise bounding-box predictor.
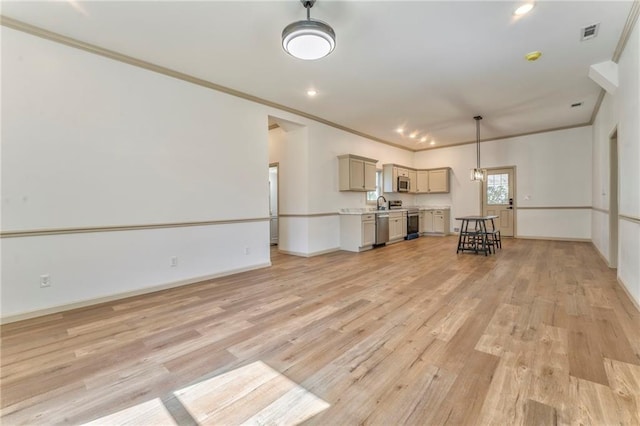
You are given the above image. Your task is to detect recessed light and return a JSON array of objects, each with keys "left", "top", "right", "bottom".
[
  {"left": 430, "top": 141, "right": 436, "bottom": 146},
  {"left": 306, "top": 89, "right": 317, "bottom": 97},
  {"left": 396, "top": 127, "right": 404, "bottom": 134},
  {"left": 514, "top": 3, "right": 534, "bottom": 16},
  {"left": 420, "top": 137, "right": 427, "bottom": 143},
  {"left": 525, "top": 51, "right": 542, "bottom": 61},
  {"left": 409, "top": 132, "right": 418, "bottom": 139}
]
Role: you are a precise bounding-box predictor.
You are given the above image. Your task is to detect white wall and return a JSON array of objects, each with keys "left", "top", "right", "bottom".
[
  {"left": 268, "top": 115, "right": 414, "bottom": 256},
  {"left": 592, "top": 21, "right": 640, "bottom": 307},
  {"left": 415, "top": 126, "right": 593, "bottom": 239},
  {"left": 1, "top": 28, "right": 271, "bottom": 319}
]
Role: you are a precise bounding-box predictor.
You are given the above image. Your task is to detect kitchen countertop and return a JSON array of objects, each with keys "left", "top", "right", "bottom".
[
  {"left": 339, "top": 206, "right": 450, "bottom": 215},
  {"left": 418, "top": 206, "right": 451, "bottom": 210},
  {"left": 339, "top": 208, "right": 408, "bottom": 215}
]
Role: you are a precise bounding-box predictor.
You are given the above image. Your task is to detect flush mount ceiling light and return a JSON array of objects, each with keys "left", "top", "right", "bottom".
[
  {"left": 514, "top": 2, "right": 535, "bottom": 16},
  {"left": 470, "top": 116, "right": 486, "bottom": 181},
  {"left": 282, "top": 0, "right": 335, "bottom": 60},
  {"left": 525, "top": 51, "right": 542, "bottom": 61}
]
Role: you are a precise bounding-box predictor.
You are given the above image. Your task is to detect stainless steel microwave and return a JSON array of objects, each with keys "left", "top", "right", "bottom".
[{"left": 397, "top": 176, "right": 409, "bottom": 192}]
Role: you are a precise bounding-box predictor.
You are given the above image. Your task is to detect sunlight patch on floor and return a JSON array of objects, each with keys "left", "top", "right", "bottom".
[
  {"left": 83, "top": 361, "right": 329, "bottom": 425},
  {"left": 174, "top": 361, "right": 329, "bottom": 425}
]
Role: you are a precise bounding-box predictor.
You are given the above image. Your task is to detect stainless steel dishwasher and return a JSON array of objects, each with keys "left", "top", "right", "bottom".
[{"left": 375, "top": 213, "right": 389, "bottom": 245}]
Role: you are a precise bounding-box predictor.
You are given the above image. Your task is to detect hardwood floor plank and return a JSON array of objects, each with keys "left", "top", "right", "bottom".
[
  {"left": 1, "top": 237, "right": 638, "bottom": 425},
  {"left": 523, "top": 399, "right": 558, "bottom": 426},
  {"left": 603, "top": 358, "right": 640, "bottom": 424}
]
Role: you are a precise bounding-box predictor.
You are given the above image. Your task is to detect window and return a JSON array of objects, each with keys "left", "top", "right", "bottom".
[
  {"left": 486, "top": 173, "right": 509, "bottom": 205},
  {"left": 366, "top": 170, "right": 383, "bottom": 204}
]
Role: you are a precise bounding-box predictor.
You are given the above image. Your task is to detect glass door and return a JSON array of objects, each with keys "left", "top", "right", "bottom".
[{"left": 482, "top": 167, "right": 515, "bottom": 237}]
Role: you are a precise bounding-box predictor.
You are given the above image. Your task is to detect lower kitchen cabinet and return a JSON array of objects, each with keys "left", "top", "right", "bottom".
[
  {"left": 388, "top": 211, "right": 406, "bottom": 243},
  {"left": 420, "top": 209, "right": 450, "bottom": 235},
  {"left": 340, "top": 213, "right": 376, "bottom": 252}
]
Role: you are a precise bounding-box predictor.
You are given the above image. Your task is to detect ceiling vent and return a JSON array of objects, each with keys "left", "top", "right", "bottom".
[{"left": 581, "top": 23, "right": 600, "bottom": 41}]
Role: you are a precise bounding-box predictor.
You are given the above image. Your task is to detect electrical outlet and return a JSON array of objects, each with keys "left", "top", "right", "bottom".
[
  {"left": 170, "top": 256, "right": 178, "bottom": 267},
  {"left": 454, "top": 227, "right": 460, "bottom": 232},
  {"left": 40, "top": 274, "right": 51, "bottom": 288},
  {"left": 244, "top": 247, "right": 250, "bottom": 255}
]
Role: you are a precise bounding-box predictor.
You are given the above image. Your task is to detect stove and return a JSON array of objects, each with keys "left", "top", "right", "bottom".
[{"left": 405, "top": 206, "right": 420, "bottom": 240}]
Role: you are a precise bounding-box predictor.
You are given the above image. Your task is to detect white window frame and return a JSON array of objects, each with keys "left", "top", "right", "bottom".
[{"left": 366, "top": 170, "right": 383, "bottom": 205}]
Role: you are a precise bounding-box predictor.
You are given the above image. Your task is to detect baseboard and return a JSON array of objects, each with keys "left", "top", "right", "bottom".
[
  {"left": 279, "top": 247, "right": 340, "bottom": 258},
  {"left": 591, "top": 241, "right": 614, "bottom": 268},
  {"left": 0, "top": 262, "right": 272, "bottom": 324},
  {"left": 516, "top": 236, "right": 591, "bottom": 242},
  {"left": 617, "top": 276, "right": 640, "bottom": 313}
]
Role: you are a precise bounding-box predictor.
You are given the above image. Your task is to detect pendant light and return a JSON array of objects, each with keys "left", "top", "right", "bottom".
[
  {"left": 470, "top": 115, "right": 486, "bottom": 181},
  {"left": 282, "top": 0, "right": 335, "bottom": 60}
]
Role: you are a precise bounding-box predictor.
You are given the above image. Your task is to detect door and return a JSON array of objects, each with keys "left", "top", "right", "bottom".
[
  {"left": 482, "top": 167, "right": 515, "bottom": 237},
  {"left": 610, "top": 130, "right": 618, "bottom": 268},
  {"left": 269, "top": 164, "right": 279, "bottom": 245}
]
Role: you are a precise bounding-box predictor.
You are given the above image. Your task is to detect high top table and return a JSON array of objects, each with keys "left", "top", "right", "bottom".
[{"left": 455, "top": 215, "right": 498, "bottom": 256}]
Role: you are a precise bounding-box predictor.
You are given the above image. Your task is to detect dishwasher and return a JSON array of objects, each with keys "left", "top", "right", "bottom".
[{"left": 375, "top": 213, "right": 389, "bottom": 245}]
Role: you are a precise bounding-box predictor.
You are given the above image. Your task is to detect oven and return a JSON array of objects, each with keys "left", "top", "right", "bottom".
[{"left": 406, "top": 207, "right": 419, "bottom": 240}]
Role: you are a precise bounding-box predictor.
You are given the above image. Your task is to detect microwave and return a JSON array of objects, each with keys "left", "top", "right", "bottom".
[{"left": 397, "top": 176, "right": 410, "bottom": 192}]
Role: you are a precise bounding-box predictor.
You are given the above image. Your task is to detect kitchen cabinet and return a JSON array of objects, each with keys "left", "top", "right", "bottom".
[
  {"left": 408, "top": 170, "right": 417, "bottom": 193},
  {"left": 427, "top": 169, "right": 449, "bottom": 193},
  {"left": 388, "top": 211, "right": 406, "bottom": 242},
  {"left": 338, "top": 155, "right": 378, "bottom": 192},
  {"left": 416, "top": 171, "right": 429, "bottom": 193},
  {"left": 361, "top": 214, "right": 376, "bottom": 247},
  {"left": 382, "top": 164, "right": 397, "bottom": 193},
  {"left": 383, "top": 164, "right": 412, "bottom": 193},
  {"left": 420, "top": 209, "right": 450, "bottom": 235},
  {"left": 340, "top": 213, "right": 376, "bottom": 252},
  {"left": 416, "top": 168, "right": 450, "bottom": 193},
  {"left": 384, "top": 164, "right": 450, "bottom": 193}
]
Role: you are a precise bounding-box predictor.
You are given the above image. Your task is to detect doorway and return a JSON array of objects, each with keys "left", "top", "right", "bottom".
[
  {"left": 482, "top": 167, "right": 516, "bottom": 237},
  {"left": 269, "top": 163, "right": 279, "bottom": 245},
  {"left": 609, "top": 129, "right": 618, "bottom": 268}
]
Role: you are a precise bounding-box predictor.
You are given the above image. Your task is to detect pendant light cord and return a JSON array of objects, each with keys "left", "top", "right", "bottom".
[{"left": 474, "top": 115, "right": 482, "bottom": 169}]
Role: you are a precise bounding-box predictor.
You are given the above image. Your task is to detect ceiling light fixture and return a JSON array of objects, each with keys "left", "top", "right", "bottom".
[
  {"left": 282, "top": 0, "right": 335, "bottom": 61},
  {"left": 430, "top": 141, "right": 436, "bottom": 146},
  {"left": 307, "top": 89, "right": 317, "bottom": 96},
  {"left": 420, "top": 137, "right": 427, "bottom": 143},
  {"left": 514, "top": 3, "right": 535, "bottom": 16},
  {"left": 525, "top": 51, "right": 542, "bottom": 61},
  {"left": 396, "top": 128, "right": 404, "bottom": 134},
  {"left": 470, "top": 116, "right": 486, "bottom": 181}
]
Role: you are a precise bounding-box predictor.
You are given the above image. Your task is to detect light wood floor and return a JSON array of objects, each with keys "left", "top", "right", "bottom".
[{"left": 1, "top": 237, "right": 639, "bottom": 425}]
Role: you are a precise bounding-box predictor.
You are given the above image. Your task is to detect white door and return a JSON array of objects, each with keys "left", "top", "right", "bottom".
[
  {"left": 269, "top": 164, "right": 279, "bottom": 245},
  {"left": 482, "top": 168, "right": 515, "bottom": 237}
]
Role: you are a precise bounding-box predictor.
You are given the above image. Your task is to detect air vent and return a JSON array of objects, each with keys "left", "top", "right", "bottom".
[
  {"left": 581, "top": 23, "right": 600, "bottom": 41},
  {"left": 571, "top": 102, "right": 583, "bottom": 108}
]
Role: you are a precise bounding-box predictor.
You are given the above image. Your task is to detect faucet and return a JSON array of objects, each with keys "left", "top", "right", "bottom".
[{"left": 376, "top": 195, "right": 387, "bottom": 210}]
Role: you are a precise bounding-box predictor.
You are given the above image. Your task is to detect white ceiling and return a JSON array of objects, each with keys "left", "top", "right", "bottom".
[{"left": 1, "top": 1, "right": 634, "bottom": 150}]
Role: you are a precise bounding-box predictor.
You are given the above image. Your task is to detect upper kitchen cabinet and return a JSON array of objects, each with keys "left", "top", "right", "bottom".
[
  {"left": 426, "top": 168, "right": 450, "bottom": 193},
  {"left": 338, "top": 154, "right": 378, "bottom": 192},
  {"left": 382, "top": 164, "right": 410, "bottom": 193},
  {"left": 408, "top": 170, "right": 417, "bottom": 193},
  {"left": 416, "top": 168, "right": 451, "bottom": 193}
]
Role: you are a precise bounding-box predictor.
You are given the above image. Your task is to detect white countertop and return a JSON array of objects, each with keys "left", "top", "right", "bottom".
[
  {"left": 339, "top": 208, "right": 407, "bottom": 215},
  {"left": 418, "top": 205, "right": 451, "bottom": 210}
]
